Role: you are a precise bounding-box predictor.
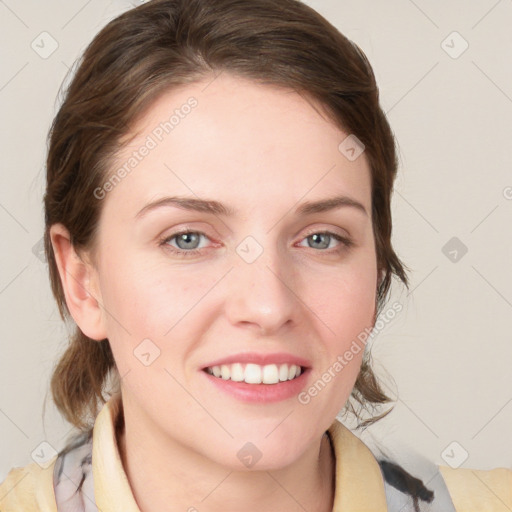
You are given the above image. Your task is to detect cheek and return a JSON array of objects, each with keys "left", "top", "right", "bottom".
[
  {"left": 302, "top": 263, "right": 375, "bottom": 406},
  {"left": 99, "top": 251, "right": 180, "bottom": 321},
  {"left": 98, "top": 254, "right": 215, "bottom": 351},
  {"left": 306, "top": 258, "right": 377, "bottom": 345}
]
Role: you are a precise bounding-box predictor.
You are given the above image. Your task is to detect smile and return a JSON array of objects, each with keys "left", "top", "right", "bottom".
[{"left": 205, "top": 363, "right": 303, "bottom": 385}]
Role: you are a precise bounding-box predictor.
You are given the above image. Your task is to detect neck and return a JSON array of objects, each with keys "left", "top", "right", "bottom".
[{"left": 117, "top": 405, "right": 335, "bottom": 512}]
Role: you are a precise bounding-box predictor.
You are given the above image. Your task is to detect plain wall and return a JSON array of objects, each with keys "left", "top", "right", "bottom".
[{"left": 1, "top": 0, "right": 511, "bottom": 481}]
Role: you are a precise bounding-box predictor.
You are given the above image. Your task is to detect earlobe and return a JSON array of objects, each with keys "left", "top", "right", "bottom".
[{"left": 49, "top": 223, "right": 107, "bottom": 341}]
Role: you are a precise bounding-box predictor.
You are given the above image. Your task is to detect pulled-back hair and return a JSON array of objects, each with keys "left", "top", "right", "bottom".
[{"left": 44, "top": 0, "right": 409, "bottom": 433}]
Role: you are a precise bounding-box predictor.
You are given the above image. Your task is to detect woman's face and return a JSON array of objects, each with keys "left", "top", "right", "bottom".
[{"left": 90, "top": 73, "right": 378, "bottom": 469}]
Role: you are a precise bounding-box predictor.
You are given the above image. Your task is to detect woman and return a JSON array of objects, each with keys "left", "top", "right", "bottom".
[{"left": 1, "top": 0, "right": 510, "bottom": 510}]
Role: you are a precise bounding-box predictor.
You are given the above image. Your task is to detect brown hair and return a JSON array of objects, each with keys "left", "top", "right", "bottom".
[{"left": 44, "top": 0, "right": 410, "bottom": 434}]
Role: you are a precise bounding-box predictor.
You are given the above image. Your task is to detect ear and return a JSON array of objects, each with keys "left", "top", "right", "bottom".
[{"left": 49, "top": 223, "right": 107, "bottom": 341}]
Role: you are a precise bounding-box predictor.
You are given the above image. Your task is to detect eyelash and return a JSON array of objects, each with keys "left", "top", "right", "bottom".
[{"left": 158, "top": 228, "right": 354, "bottom": 258}]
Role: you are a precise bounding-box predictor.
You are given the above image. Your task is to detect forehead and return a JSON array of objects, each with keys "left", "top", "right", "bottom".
[{"left": 104, "top": 73, "right": 372, "bottom": 216}]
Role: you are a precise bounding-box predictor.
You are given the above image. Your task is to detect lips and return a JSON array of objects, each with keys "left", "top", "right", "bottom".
[
  {"left": 201, "top": 352, "right": 311, "bottom": 388},
  {"left": 202, "top": 364, "right": 310, "bottom": 403}
]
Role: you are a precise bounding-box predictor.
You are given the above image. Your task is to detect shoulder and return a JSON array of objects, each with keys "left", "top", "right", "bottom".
[
  {"left": 439, "top": 464, "right": 512, "bottom": 511},
  {"left": 330, "top": 420, "right": 512, "bottom": 511},
  {"left": 0, "top": 429, "right": 95, "bottom": 512},
  {"left": 0, "top": 457, "right": 58, "bottom": 512}
]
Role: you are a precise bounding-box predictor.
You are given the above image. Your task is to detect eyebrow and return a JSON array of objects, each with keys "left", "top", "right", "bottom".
[{"left": 135, "top": 194, "right": 368, "bottom": 219}]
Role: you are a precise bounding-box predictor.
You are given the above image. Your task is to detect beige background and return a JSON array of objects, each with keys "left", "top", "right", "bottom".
[{"left": 1, "top": 0, "right": 511, "bottom": 481}]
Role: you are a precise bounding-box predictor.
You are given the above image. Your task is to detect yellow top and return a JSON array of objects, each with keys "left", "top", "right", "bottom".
[{"left": 0, "top": 393, "right": 510, "bottom": 511}]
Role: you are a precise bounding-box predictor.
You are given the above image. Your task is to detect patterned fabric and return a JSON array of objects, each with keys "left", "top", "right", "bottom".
[
  {"left": 51, "top": 406, "right": 457, "bottom": 512},
  {"left": 355, "top": 427, "right": 458, "bottom": 512},
  {"left": 370, "top": 447, "right": 456, "bottom": 511},
  {"left": 53, "top": 431, "right": 95, "bottom": 512}
]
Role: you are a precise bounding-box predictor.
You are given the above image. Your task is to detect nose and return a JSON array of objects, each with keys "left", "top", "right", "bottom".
[{"left": 224, "top": 242, "right": 301, "bottom": 337}]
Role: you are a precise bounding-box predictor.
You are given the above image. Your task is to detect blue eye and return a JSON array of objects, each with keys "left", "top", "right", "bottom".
[
  {"left": 160, "top": 231, "right": 207, "bottom": 257},
  {"left": 299, "top": 231, "right": 352, "bottom": 251},
  {"left": 159, "top": 229, "right": 353, "bottom": 258}
]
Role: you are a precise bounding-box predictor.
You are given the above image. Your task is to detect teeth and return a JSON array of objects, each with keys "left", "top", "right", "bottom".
[
  {"left": 220, "top": 364, "right": 230, "bottom": 380},
  {"left": 279, "top": 363, "right": 289, "bottom": 381},
  {"left": 206, "top": 363, "right": 303, "bottom": 384},
  {"left": 245, "top": 364, "right": 262, "bottom": 384},
  {"left": 262, "top": 364, "right": 279, "bottom": 384},
  {"left": 231, "top": 363, "right": 244, "bottom": 382}
]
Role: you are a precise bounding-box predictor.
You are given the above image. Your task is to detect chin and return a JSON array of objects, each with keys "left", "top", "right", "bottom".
[{"left": 204, "top": 435, "right": 310, "bottom": 473}]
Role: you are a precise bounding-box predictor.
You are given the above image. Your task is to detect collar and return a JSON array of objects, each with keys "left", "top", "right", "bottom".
[{"left": 92, "top": 392, "right": 388, "bottom": 511}]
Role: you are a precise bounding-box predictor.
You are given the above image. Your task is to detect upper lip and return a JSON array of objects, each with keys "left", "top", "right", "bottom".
[{"left": 202, "top": 352, "right": 311, "bottom": 370}]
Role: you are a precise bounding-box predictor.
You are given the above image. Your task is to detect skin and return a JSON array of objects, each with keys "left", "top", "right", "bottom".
[{"left": 51, "top": 72, "right": 379, "bottom": 512}]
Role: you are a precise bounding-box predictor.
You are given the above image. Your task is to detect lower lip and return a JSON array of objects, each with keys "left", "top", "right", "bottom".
[{"left": 201, "top": 369, "right": 310, "bottom": 403}]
